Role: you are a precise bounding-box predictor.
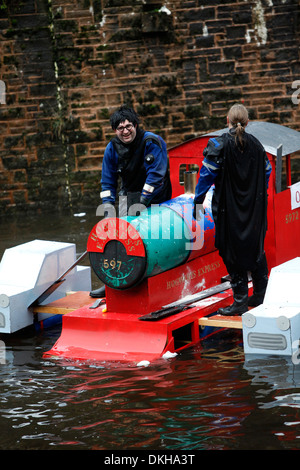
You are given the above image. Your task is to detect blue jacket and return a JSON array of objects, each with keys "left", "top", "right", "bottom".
[
  {"left": 100, "top": 131, "right": 171, "bottom": 206},
  {"left": 195, "top": 134, "right": 272, "bottom": 205}
]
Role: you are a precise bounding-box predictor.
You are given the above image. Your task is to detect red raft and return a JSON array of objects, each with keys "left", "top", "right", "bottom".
[{"left": 43, "top": 122, "right": 300, "bottom": 363}]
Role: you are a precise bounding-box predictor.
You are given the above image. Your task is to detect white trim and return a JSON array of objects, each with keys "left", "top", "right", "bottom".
[
  {"left": 203, "top": 160, "right": 219, "bottom": 171},
  {"left": 100, "top": 190, "right": 111, "bottom": 198},
  {"left": 143, "top": 184, "right": 154, "bottom": 193}
]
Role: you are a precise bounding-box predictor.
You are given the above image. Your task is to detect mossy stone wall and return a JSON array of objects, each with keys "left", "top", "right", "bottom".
[{"left": 0, "top": 0, "right": 299, "bottom": 214}]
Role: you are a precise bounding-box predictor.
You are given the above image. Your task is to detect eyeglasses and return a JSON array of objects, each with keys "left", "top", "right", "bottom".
[{"left": 116, "top": 124, "right": 134, "bottom": 133}]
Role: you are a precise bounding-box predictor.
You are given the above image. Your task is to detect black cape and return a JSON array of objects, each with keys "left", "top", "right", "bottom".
[{"left": 213, "top": 131, "right": 268, "bottom": 271}]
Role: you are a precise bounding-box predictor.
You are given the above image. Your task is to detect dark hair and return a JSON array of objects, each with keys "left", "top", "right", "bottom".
[
  {"left": 228, "top": 103, "right": 248, "bottom": 148},
  {"left": 110, "top": 105, "right": 140, "bottom": 130}
]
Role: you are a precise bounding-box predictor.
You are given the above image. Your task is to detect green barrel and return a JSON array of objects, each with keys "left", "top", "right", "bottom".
[
  {"left": 88, "top": 204, "right": 192, "bottom": 289},
  {"left": 124, "top": 204, "right": 190, "bottom": 278}
]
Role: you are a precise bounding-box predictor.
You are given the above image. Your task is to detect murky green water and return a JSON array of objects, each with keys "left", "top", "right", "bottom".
[{"left": 1, "top": 212, "right": 300, "bottom": 452}]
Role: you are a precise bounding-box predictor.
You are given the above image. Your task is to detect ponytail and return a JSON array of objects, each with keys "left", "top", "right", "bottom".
[{"left": 228, "top": 104, "right": 248, "bottom": 148}]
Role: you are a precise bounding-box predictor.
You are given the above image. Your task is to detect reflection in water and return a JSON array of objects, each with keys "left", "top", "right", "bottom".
[
  {"left": 1, "top": 213, "right": 300, "bottom": 450},
  {"left": 1, "top": 325, "right": 300, "bottom": 450},
  {"left": 0, "top": 328, "right": 246, "bottom": 450}
]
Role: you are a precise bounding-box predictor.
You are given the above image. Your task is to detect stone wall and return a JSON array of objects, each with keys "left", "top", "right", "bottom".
[{"left": 0, "top": 0, "right": 299, "bottom": 214}]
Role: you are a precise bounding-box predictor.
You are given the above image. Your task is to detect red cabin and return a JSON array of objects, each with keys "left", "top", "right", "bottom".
[{"left": 169, "top": 121, "right": 300, "bottom": 272}]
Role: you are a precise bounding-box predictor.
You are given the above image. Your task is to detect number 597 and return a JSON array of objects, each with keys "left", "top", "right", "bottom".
[{"left": 103, "top": 259, "right": 122, "bottom": 270}]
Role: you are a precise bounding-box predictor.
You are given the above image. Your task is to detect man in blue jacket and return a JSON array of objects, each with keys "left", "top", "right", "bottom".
[
  {"left": 91, "top": 105, "right": 172, "bottom": 297},
  {"left": 99, "top": 105, "right": 172, "bottom": 216}
]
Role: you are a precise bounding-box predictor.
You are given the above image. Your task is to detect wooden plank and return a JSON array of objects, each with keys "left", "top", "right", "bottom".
[
  {"left": 31, "top": 291, "right": 94, "bottom": 315},
  {"left": 198, "top": 314, "right": 243, "bottom": 329}
]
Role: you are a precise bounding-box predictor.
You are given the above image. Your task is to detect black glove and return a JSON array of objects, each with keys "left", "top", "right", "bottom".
[{"left": 140, "top": 194, "right": 150, "bottom": 207}]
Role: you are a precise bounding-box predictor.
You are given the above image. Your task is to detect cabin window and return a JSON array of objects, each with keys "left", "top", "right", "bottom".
[
  {"left": 291, "top": 151, "right": 300, "bottom": 185},
  {"left": 277, "top": 152, "right": 300, "bottom": 193}
]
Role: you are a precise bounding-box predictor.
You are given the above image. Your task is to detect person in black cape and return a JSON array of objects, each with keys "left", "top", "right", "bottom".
[{"left": 193, "top": 104, "right": 272, "bottom": 315}]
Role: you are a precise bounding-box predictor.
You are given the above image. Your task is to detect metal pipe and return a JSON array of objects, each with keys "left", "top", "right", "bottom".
[{"left": 184, "top": 170, "right": 198, "bottom": 194}]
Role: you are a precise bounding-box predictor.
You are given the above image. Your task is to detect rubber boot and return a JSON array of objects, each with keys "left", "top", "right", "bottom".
[
  {"left": 218, "top": 277, "right": 248, "bottom": 316},
  {"left": 89, "top": 285, "right": 106, "bottom": 298},
  {"left": 248, "top": 254, "right": 269, "bottom": 307},
  {"left": 248, "top": 275, "right": 268, "bottom": 307}
]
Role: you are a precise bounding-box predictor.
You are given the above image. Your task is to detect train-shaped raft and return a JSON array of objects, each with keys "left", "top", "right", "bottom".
[{"left": 0, "top": 121, "right": 299, "bottom": 363}]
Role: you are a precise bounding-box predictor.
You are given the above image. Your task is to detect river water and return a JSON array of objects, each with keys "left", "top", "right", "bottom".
[{"left": 1, "top": 211, "right": 300, "bottom": 453}]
